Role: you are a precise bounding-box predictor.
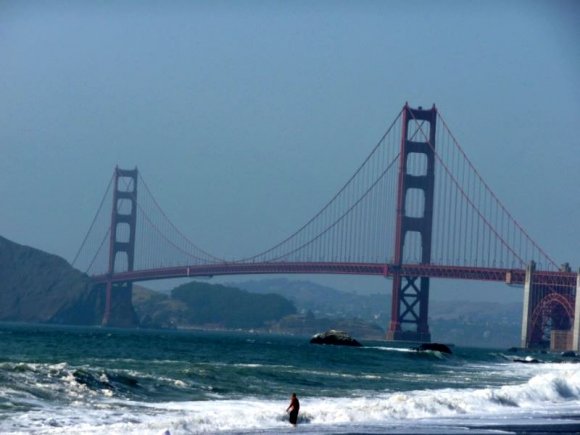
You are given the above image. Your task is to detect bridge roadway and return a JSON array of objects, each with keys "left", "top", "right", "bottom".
[{"left": 92, "top": 262, "right": 576, "bottom": 288}]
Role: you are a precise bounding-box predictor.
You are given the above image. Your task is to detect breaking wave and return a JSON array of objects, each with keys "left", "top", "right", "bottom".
[{"left": 2, "top": 362, "right": 580, "bottom": 434}]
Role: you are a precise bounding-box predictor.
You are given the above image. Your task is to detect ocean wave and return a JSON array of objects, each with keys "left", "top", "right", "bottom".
[
  {"left": 0, "top": 360, "right": 202, "bottom": 409},
  {"left": 2, "top": 365, "right": 580, "bottom": 434}
]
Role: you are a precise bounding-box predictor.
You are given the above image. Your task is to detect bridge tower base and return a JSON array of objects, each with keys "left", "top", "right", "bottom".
[
  {"left": 387, "top": 104, "right": 436, "bottom": 343},
  {"left": 102, "top": 167, "right": 139, "bottom": 327}
]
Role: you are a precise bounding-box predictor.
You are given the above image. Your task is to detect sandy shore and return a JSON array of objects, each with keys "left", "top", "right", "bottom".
[
  {"left": 468, "top": 422, "right": 580, "bottom": 434},
  {"left": 337, "top": 420, "right": 580, "bottom": 434}
]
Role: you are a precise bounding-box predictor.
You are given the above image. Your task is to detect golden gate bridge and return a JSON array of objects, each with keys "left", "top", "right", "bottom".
[{"left": 72, "top": 104, "right": 579, "bottom": 351}]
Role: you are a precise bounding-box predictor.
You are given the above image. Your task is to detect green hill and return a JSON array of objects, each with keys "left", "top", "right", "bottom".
[{"left": 134, "top": 281, "right": 297, "bottom": 329}]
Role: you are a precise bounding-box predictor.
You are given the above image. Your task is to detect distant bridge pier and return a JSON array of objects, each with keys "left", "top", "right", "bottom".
[
  {"left": 572, "top": 272, "right": 580, "bottom": 351},
  {"left": 102, "top": 167, "right": 139, "bottom": 327},
  {"left": 386, "top": 104, "right": 436, "bottom": 343},
  {"left": 520, "top": 262, "right": 536, "bottom": 348},
  {"left": 521, "top": 261, "right": 576, "bottom": 350}
]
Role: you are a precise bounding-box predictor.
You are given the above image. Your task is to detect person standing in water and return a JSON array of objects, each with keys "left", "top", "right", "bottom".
[{"left": 286, "top": 393, "right": 300, "bottom": 425}]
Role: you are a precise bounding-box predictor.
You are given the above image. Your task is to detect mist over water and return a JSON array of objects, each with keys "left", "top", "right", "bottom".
[{"left": 1, "top": 323, "right": 580, "bottom": 434}]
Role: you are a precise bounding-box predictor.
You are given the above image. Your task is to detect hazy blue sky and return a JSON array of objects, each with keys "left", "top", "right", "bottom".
[{"left": 1, "top": 0, "right": 578, "bottom": 301}]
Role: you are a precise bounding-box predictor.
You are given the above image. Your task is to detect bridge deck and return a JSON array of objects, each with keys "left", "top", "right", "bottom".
[{"left": 91, "top": 262, "right": 576, "bottom": 287}]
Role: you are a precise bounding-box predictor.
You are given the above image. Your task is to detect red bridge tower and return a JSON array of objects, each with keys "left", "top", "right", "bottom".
[
  {"left": 102, "top": 167, "right": 139, "bottom": 327},
  {"left": 387, "top": 104, "right": 436, "bottom": 342}
]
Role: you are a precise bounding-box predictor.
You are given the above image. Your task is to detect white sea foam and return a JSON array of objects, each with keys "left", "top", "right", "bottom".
[
  {"left": 2, "top": 364, "right": 580, "bottom": 434},
  {"left": 367, "top": 346, "right": 416, "bottom": 353}
]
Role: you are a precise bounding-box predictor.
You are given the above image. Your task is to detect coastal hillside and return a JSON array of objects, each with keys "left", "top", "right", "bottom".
[
  {"left": 134, "top": 281, "right": 297, "bottom": 329},
  {"left": 233, "top": 278, "right": 390, "bottom": 325},
  {"left": 0, "top": 236, "right": 297, "bottom": 329},
  {"left": 133, "top": 282, "right": 386, "bottom": 339},
  {"left": 0, "top": 236, "right": 102, "bottom": 324}
]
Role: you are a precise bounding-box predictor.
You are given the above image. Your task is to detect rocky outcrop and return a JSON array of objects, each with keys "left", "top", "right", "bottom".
[
  {"left": 310, "top": 329, "right": 362, "bottom": 346},
  {"left": 414, "top": 343, "right": 453, "bottom": 354},
  {"left": 561, "top": 351, "right": 576, "bottom": 358},
  {"left": 272, "top": 314, "right": 384, "bottom": 339}
]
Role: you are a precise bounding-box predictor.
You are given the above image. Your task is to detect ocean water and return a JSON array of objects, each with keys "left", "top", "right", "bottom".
[{"left": 1, "top": 324, "right": 580, "bottom": 434}]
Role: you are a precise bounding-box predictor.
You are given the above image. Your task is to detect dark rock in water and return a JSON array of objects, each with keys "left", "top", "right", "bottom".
[
  {"left": 561, "top": 351, "right": 576, "bottom": 358},
  {"left": 310, "top": 330, "right": 362, "bottom": 347},
  {"left": 414, "top": 343, "right": 453, "bottom": 354}
]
